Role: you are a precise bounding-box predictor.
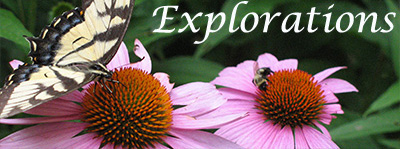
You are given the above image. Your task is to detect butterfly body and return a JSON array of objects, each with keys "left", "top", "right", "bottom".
[{"left": 0, "top": 0, "right": 135, "bottom": 118}]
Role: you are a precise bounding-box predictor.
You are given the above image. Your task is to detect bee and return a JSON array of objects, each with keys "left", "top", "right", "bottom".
[{"left": 253, "top": 67, "right": 274, "bottom": 91}]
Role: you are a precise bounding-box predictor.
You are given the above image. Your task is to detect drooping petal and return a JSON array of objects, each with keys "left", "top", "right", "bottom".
[
  {"left": 58, "top": 90, "right": 85, "bottom": 103},
  {"left": 106, "top": 42, "right": 130, "bottom": 70},
  {"left": 236, "top": 60, "right": 258, "bottom": 79},
  {"left": 129, "top": 39, "right": 151, "bottom": 73},
  {"left": 24, "top": 98, "right": 81, "bottom": 116},
  {"left": 302, "top": 125, "right": 339, "bottom": 149},
  {"left": 218, "top": 88, "right": 258, "bottom": 101},
  {"left": 169, "top": 129, "right": 243, "bottom": 148},
  {"left": 170, "top": 82, "right": 221, "bottom": 105},
  {"left": 172, "top": 112, "right": 246, "bottom": 129},
  {"left": 215, "top": 115, "right": 263, "bottom": 143},
  {"left": 322, "top": 90, "right": 339, "bottom": 103},
  {"left": 320, "top": 78, "right": 358, "bottom": 93},
  {"left": 82, "top": 82, "right": 94, "bottom": 90},
  {"left": 58, "top": 133, "right": 101, "bottom": 148},
  {"left": 256, "top": 53, "right": 279, "bottom": 68},
  {"left": 211, "top": 61, "right": 258, "bottom": 94},
  {"left": 212, "top": 76, "right": 257, "bottom": 95},
  {"left": 164, "top": 136, "right": 202, "bottom": 149},
  {"left": 318, "top": 114, "right": 335, "bottom": 124},
  {"left": 211, "top": 64, "right": 257, "bottom": 94},
  {"left": 322, "top": 104, "right": 344, "bottom": 115},
  {"left": 195, "top": 99, "right": 257, "bottom": 119},
  {"left": 250, "top": 121, "right": 277, "bottom": 148},
  {"left": 0, "top": 115, "right": 81, "bottom": 125},
  {"left": 314, "top": 121, "right": 332, "bottom": 139},
  {"left": 261, "top": 124, "right": 284, "bottom": 148},
  {"left": 172, "top": 89, "right": 226, "bottom": 116},
  {"left": 153, "top": 72, "right": 174, "bottom": 93},
  {"left": 9, "top": 60, "right": 24, "bottom": 70},
  {"left": 234, "top": 118, "right": 267, "bottom": 148},
  {"left": 294, "top": 126, "right": 309, "bottom": 149},
  {"left": 313, "top": 66, "right": 347, "bottom": 82},
  {"left": 269, "top": 125, "right": 294, "bottom": 148},
  {"left": 0, "top": 122, "right": 86, "bottom": 148},
  {"left": 270, "top": 59, "right": 298, "bottom": 71}
]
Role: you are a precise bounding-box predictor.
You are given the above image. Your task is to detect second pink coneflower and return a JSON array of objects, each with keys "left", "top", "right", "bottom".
[{"left": 211, "top": 53, "right": 358, "bottom": 148}]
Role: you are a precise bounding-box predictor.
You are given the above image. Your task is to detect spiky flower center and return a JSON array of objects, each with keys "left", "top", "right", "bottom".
[
  {"left": 256, "top": 69, "right": 325, "bottom": 128},
  {"left": 81, "top": 68, "right": 173, "bottom": 148}
]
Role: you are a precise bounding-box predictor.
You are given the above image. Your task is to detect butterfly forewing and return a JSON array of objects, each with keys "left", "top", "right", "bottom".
[
  {"left": 0, "top": 65, "right": 93, "bottom": 118},
  {"left": 83, "top": 0, "right": 135, "bottom": 64},
  {"left": 0, "top": 0, "right": 134, "bottom": 118}
]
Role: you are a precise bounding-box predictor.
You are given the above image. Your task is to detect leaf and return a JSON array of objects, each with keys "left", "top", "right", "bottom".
[
  {"left": 378, "top": 138, "right": 400, "bottom": 149},
  {"left": 327, "top": 110, "right": 380, "bottom": 148},
  {"left": 135, "top": 0, "right": 145, "bottom": 5},
  {"left": 330, "top": 108, "right": 400, "bottom": 140},
  {"left": 0, "top": 0, "right": 18, "bottom": 13},
  {"left": 364, "top": 81, "right": 400, "bottom": 116},
  {"left": 49, "top": 2, "right": 74, "bottom": 19},
  {"left": 194, "top": 0, "right": 296, "bottom": 58},
  {"left": 385, "top": 0, "right": 400, "bottom": 78},
  {"left": 336, "top": 136, "right": 380, "bottom": 149},
  {"left": 152, "top": 57, "right": 224, "bottom": 85},
  {"left": 0, "top": 8, "right": 32, "bottom": 54}
]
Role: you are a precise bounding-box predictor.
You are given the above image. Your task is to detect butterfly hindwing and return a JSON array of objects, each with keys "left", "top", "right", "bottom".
[
  {"left": 0, "top": 65, "right": 94, "bottom": 118},
  {"left": 0, "top": 0, "right": 134, "bottom": 118},
  {"left": 26, "top": 0, "right": 134, "bottom": 66}
]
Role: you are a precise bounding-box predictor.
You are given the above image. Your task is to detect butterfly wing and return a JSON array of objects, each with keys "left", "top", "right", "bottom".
[
  {"left": 0, "top": 64, "right": 94, "bottom": 118},
  {"left": 26, "top": 0, "right": 135, "bottom": 66},
  {"left": 0, "top": 0, "right": 134, "bottom": 118},
  {"left": 81, "top": 0, "right": 135, "bottom": 65}
]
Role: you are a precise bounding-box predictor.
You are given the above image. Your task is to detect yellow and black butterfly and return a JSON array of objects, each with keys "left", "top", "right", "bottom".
[{"left": 0, "top": 0, "right": 135, "bottom": 118}]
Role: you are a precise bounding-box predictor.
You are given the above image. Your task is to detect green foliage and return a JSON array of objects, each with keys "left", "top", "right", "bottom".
[
  {"left": 364, "top": 81, "right": 400, "bottom": 116},
  {"left": 49, "top": 2, "right": 74, "bottom": 19},
  {"left": 0, "top": 0, "right": 399, "bottom": 147},
  {"left": 331, "top": 108, "right": 400, "bottom": 140},
  {"left": 378, "top": 138, "right": 400, "bottom": 149},
  {"left": 386, "top": 0, "right": 400, "bottom": 77},
  {"left": 0, "top": 8, "right": 32, "bottom": 53},
  {"left": 153, "top": 56, "right": 224, "bottom": 85}
]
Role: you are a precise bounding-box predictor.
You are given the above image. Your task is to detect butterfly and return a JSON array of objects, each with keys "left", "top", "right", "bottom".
[{"left": 0, "top": 0, "right": 135, "bottom": 118}]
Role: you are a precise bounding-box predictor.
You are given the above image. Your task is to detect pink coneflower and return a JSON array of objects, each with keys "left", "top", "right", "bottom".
[
  {"left": 211, "top": 53, "right": 358, "bottom": 148},
  {"left": 0, "top": 40, "right": 245, "bottom": 148}
]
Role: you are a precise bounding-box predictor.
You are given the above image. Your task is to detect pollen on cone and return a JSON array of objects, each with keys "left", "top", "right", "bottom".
[
  {"left": 81, "top": 67, "right": 173, "bottom": 149},
  {"left": 256, "top": 69, "right": 326, "bottom": 128}
]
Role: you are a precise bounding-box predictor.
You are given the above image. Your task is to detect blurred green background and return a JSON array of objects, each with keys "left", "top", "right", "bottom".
[{"left": 0, "top": 0, "right": 399, "bottom": 148}]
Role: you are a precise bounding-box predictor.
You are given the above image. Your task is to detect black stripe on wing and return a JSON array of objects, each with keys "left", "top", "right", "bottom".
[
  {"left": 85, "top": 0, "right": 136, "bottom": 65},
  {"left": 26, "top": 8, "right": 85, "bottom": 65},
  {"left": 3, "top": 64, "right": 40, "bottom": 87}
]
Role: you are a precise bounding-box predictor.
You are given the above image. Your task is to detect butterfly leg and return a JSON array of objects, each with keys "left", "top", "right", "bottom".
[{"left": 94, "top": 80, "right": 113, "bottom": 94}]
